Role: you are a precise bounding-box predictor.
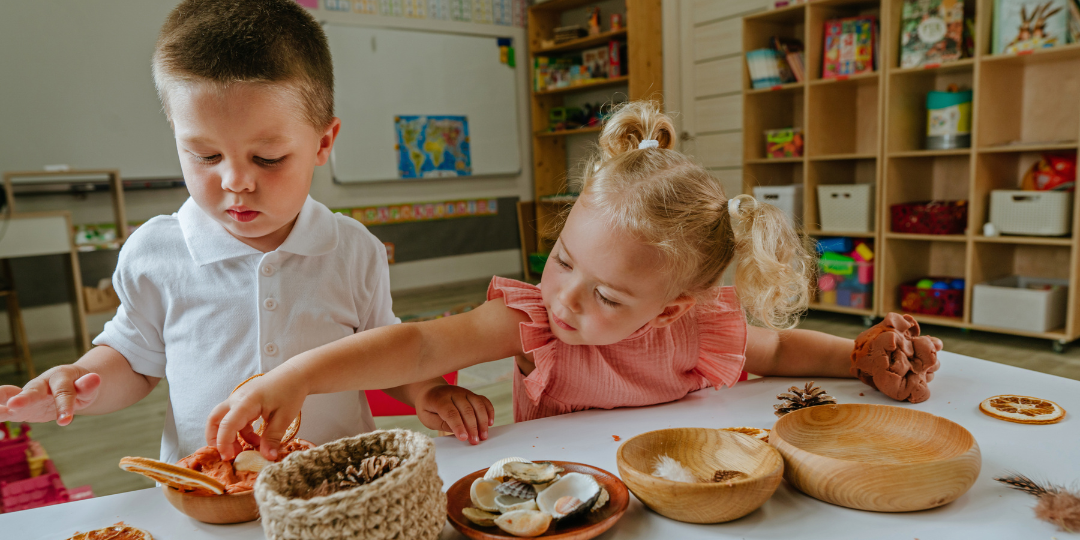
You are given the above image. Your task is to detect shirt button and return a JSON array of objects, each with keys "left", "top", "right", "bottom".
[
  {"left": 261, "top": 265, "right": 275, "bottom": 277},
  {"left": 263, "top": 298, "right": 277, "bottom": 311},
  {"left": 264, "top": 342, "right": 278, "bottom": 356}
]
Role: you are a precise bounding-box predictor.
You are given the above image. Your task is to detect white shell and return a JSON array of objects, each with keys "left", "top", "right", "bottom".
[
  {"left": 535, "top": 472, "right": 602, "bottom": 521},
  {"left": 461, "top": 507, "right": 498, "bottom": 527},
  {"left": 233, "top": 450, "right": 271, "bottom": 473},
  {"left": 494, "top": 494, "right": 538, "bottom": 514},
  {"left": 494, "top": 509, "right": 552, "bottom": 537},
  {"left": 484, "top": 457, "right": 529, "bottom": 481},
  {"left": 469, "top": 477, "right": 500, "bottom": 512},
  {"left": 503, "top": 461, "right": 563, "bottom": 484},
  {"left": 591, "top": 486, "right": 609, "bottom": 512}
]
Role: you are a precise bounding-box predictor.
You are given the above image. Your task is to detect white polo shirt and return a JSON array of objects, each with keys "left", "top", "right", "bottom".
[{"left": 94, "top": 196, "right": 393, "bottom": 463}]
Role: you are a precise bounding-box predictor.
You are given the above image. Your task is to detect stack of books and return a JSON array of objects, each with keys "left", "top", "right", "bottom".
[
  {"left": 553, "top": 25, "right": 587, "bottom": 43},
  {"left": 822, "top": 15, "right": 877, "bottom": 78},
  {"left": 746, "top": 37, "right": 804, "bottom": 89}
]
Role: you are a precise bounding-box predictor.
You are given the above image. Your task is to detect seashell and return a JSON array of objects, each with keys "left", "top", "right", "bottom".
[
  {"left": 590, "top": 486, "right": 609, "bottom": 512},
  {"left": 533, "top": 475, "right": 560, "bottom": 494},
  {"left": 470, "top": 477, "right": 501, "bottom": 513},
  {"left": 484, "top": 457, "right": 529, "bottom": 481},
  {"left": 535, "top": 472, "right": 602, "bottom": 522},
  {"left": 461, "top": 507, "right": 498, "bottom": 527},
  {"left": 494, "top": 509, "right": 552, "bottom": 537},
  {"left": 233, "top": 450, "right": 271, "bottom": 473},
  {"left": 494, "top": 494, "right": 538, "bottom": 514},
  {"left": 495, "top": 478, "right": 538, "bottom": 500},
  {"left": 503, "top": 461, "right": 563, "bottom": 485}
]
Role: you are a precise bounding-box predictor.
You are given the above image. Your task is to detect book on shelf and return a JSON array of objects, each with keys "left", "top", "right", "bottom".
[
  {"left": 533, "top": 41, "right": 625, "bottom": 92},
  {"left": 900, "top": 0, "right": 966, "bottom": 68},
  {"left": 992, "top": 0, "right": 1072, "bottom": 54},
  {"left": 823, "top": 15, "right": 877, "bottom": 78},
  {"left": 746, "top": 36, "right": 804, "bottom": 89},
  {"left": 772, "top": 36, "right": 806, "bottom": 82}
]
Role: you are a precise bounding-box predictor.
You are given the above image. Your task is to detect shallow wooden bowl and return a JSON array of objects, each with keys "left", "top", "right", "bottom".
[
  {"left": 446, "top": 461, "right": 630, "bottom": 540},
  {"left": 616, "top": 428, "right": 784, "bottom": 524},
  {"left": 770, "top": 403, "right": 981, "bottom": 512},
  {"left": 162, "top": 486, "right": 259, "bottom": 524}
]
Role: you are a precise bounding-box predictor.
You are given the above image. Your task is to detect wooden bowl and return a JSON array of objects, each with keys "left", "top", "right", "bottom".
[
  {"left": 616, "top": 428, "right": 784, "bottom": 524},
  {"left": 770, "top": 403, "right": 981, "bottom": 512},
  {"left": 446, "top": 461, "right": 630, "bottom": 540},
  {"left": 162, "top": 486, "right": 259, "bottom": 524}
]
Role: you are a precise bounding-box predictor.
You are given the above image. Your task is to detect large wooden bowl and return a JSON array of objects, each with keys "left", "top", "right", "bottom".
[
  {"left": 446, "top": 461, "right": 630, "bottom": 540},
  {"left": 162, "top": 486, "right": 259, "bottom": 524},
  {"left": 770, "top": 404, "right": 981, "bottom": 512},
  {"left": 616, "top": 428, "right": 784, "bottom": 524}
]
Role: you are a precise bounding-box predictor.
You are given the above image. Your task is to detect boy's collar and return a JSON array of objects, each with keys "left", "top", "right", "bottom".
[{"left": 178, "top": 196, "right": 339, "bottom": 266}]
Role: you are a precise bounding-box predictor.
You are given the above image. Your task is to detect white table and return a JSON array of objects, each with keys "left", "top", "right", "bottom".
[{"left": 4, "top": 351, "right": 1078, "bottom": 539}]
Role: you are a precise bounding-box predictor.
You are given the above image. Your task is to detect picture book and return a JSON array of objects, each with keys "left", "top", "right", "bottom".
[
  {"left": 823, "top": 15, "right": 877, "bottom": 78},
  {"left": 900, "top": 0, "right": 966, "bottom": 68},
  {"left": 993, "top": 0, "right": 1070, "bottom": 54}
]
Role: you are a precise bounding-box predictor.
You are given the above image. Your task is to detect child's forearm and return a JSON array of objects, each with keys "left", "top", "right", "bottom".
[
  {"left": 745, "top": 326, "right": 853, "bottom": 378},
  {"left": 73, "top": 346, "right": 160, "bottom": 415},
  {"left": 382, "top": 378, "right": 447, "bottom": 408}
]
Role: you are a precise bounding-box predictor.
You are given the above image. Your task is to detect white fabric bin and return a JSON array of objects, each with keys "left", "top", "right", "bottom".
[
  {"left": 989, "top": 190, "right": 1073, "bottom": 236},
  {"left": 817, "top": 184, "right": 874, "bottom": 232},
  {"left": 754, "top": 185, "right": 803, "bottom": 228},
  {"left": 971, "top": 276, "right": 1069, "bottom": 333}
]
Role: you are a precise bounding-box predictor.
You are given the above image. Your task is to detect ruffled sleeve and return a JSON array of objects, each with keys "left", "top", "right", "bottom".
[
  {"left": 487, "top": 277, "right": 558, "bottom": 402},
  {"left": 692, "top": 286, "right": 748, "bottom": 390}
]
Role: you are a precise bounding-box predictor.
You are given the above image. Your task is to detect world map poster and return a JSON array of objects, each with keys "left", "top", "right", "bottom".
[{"left": 395, "top": 115, "right": 472, "bottom": 178}]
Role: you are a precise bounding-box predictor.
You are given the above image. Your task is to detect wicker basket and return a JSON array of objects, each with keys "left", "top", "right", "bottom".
[{"left": 254, "top": 429, "right": 446, "bottom": 540}]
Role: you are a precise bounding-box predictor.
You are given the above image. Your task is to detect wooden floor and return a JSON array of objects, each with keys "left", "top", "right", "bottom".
[{"left": 2, "top": 276, "right": 1080, "bottom": 497}]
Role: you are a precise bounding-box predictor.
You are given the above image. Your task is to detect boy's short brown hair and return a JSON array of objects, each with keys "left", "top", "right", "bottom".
[{"left": 152, "top": 0, "right": 334, "bottom": 129}]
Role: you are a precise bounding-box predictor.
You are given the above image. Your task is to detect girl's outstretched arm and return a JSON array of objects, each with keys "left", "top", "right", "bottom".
[
  {"left": 743, "top": 325, "right": 854, "bottom": 378},
  {"left": 206, "top": 297, "right": 528, "bottom": 460}
]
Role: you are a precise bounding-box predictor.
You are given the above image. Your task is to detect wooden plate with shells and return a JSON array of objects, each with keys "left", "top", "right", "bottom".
[{"left": 446, "top": 461, "right": 630, "bottom": 540}]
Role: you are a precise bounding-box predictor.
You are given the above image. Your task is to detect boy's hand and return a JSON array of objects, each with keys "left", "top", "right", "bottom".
[
  {"left": 415, "top": 384, "right": 494, "bottom": 445},
  {"left": 0, "top": 365, "right": 102, "bottom": 426},
  {"left": 205, "top": 370, "right": 306, "bottom": 462}
]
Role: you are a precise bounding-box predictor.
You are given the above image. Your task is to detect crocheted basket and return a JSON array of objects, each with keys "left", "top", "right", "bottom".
[{"left": 254, "top": 429, "right": 446, "bottom": 540}]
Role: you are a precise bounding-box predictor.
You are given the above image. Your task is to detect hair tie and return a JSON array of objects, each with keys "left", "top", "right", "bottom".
[
  {"left": 638, "top": 139, "right": 659, "bottom": 150},
  {"left": 728, "top": 197, "right": 741, "bottom": 215}
]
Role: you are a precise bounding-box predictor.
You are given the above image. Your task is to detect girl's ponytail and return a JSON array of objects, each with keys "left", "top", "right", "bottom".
[{"left": 726, "top": 194, "right": 814, "bottom": 330}]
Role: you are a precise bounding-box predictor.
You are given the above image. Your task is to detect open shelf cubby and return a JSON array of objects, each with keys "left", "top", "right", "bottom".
[{"left": 743, "top": 0, "right": 1080, "bottom": 345}]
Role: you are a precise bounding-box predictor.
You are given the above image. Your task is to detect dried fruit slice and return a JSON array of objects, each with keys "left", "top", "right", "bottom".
[
  {"left": 979, "top": 395, "right": 1066, "bottom": 425},
  {"left": 66, "top": 521, "right": 153, "bottom": 540},
  {"left": 119, "top": 457, "right": 225, "bottom": 495},
  {"left": 720, "top": 427, "right": 770, "bottom": 443},
  {"left": 231, "top": 374, "right": 301, "bottom": 446}
]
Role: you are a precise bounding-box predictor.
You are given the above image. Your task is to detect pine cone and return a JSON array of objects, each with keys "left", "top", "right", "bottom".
[{"left": 774, "top": 382, "right": 837, "bottom": 417}]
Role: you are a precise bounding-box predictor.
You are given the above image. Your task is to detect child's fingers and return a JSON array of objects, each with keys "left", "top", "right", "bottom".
[
  {"left": 210, "top": 402, "right": 258, "bottom": 460},
  {"left": 258, "top": 407, "right": 300, "bottom": 462},
  {"left": 451, "top": 394, "right": 480, "bottom": 445},
  {"left": 467, "top": 394, "right": 492, "bottom": 441},
  {"left": 438, "top": 400, "right": 468, "bottom": 442},
  {"left": 72, "top": 373, "right": 102, "bottom": 408}
]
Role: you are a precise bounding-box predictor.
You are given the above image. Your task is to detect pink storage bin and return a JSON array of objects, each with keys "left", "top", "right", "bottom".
[
  {"left": 1, "top": 460, "right": 68, "bottom": 513},
  {"left": 0, "top": 423, "right": 31, "bottom": 484}
]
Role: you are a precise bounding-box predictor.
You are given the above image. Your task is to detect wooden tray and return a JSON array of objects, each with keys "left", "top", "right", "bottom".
[
  {"left": 445, "top": 461, "right": 629, "bottom": 540},
  {"left": 770, "top": 404, "right": 981, "bottom": 512}
]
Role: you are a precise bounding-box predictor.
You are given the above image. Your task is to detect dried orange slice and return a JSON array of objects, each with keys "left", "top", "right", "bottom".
[
  {"left": 66, "top": 521, "right": 153, "bottom": 540},
  {"left": 119, "top": 456, "right": 225, "bottom": 495},
  {"left": 979, "top": 395, "right": 1066, "bottom": 425},
  {"left": 721, "top": 427, "right": 770, "bottom": 443},
  {"left": 231, "top": 374, "right": 301, "bottom": 446}
]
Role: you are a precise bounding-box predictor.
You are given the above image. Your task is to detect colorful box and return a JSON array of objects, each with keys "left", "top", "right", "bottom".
[{"left": 765, "top": 128, "right": 804, "bottom": 158}]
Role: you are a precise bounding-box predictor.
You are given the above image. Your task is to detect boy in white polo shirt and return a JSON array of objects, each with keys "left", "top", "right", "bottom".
[{"left": 0, "top": 0, "right": 494, "bottom": 463}]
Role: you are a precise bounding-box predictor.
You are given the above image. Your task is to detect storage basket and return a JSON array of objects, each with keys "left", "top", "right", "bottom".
[
  {"left": 989, "top": 190, "right": 1073, "bottom": 236},
  {"left": 0, "top": 424, "right": 30, "bottom": 485},
  {"left": 818, "top": 184, "right": 875, "bottom": 232},
  {"left": 890, "top": 200, "right": 967, "bottom": 235},
  {"left": 972, "top": 276, "right": 1069, "bottom": 333},
  {"left": 254, "top": 429, "right": 445, "bottom": 540},
  {"left": 817, "top": 258, "right": 873, "bottom": 309},
  {"left": 899, "top": 277, "right": 964, "bottom": 318},
  {"left": 754, "top": 185, "right": 804, "bottom": 227},
  {"left": 0, "top": 459, "right": 68, "bottom": 513}
]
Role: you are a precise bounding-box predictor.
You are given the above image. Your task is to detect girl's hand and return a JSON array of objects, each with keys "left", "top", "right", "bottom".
[
  {"left": 205, "top": 369, "right": 306, "bottom": 462},
  {"left": 415, "top": 384, "right": 494, "bottom": 445},
  {"left": 0, "top": 366, "right": 102, "bottom": 426}
]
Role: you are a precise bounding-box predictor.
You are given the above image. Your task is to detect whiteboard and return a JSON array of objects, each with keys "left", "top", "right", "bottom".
[
  {"left": 0, "top": 1, "right": 181, "bottom": 180},
  {"left": 325, "top": 23, "right": 522, "bottom": 183}
]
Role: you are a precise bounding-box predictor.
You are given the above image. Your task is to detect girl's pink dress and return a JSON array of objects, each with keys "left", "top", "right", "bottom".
[{"left": 487, "top": 277, "right": 748, "bottom": 422}]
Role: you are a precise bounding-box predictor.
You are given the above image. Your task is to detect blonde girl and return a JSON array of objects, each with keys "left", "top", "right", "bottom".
[{"left": 207, "top": 101, "right": 940, "bottom": 458}]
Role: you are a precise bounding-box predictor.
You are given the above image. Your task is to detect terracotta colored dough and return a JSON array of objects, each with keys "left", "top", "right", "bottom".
[{"left": 851, "top": 313, "right": 943, "bottom": 403}]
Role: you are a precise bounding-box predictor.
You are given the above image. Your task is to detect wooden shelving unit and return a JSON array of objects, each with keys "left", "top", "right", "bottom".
[
  {"left": 743, "top": 0, "right": 1080, "bottom": 348},
  {"left": 520, "top": 0, "right": 663, "bottom": 280}
]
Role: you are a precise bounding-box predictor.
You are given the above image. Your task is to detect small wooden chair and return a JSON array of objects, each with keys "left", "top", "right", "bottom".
[{"left": 0, "top": 260, "right": 33, "bottom": 379}]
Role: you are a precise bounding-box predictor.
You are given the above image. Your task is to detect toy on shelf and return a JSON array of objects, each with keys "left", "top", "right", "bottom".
[
  {"left": 765, "top": 128, "right": 804, "bottom": 158},
  {"left": 0, "top": 422, "right": 93, "bottom": 513},
  {"left": 1021, "top": 153, "right": 1076, "bottom": 192},
  {"left": 900, "top": 0, "right": 968, "bottom": 68},
  {"left": 547, "top": 102, "right": 613, "bottom": 132},
  {"left": 588, "top": 7, "right": 602, "bottom": 36},
  {"left": 890, "top": 200, "right": 968, "bottom": 234},
  {"left": 822, "top": 15, "right": 877, "bottom": 78},
  {"left": 533, "top": 42, "right": 625, "bottom": 92},
  {"left": 610, "top": 13, "right": 623, "bottom": 31},
  {"left": 926, "top": 87, "right": 973, "bottom": 149},
  {"left": 816, "top": 238, "right": 874, "bottom": 309},
  {"left": 899, "top": 276, "right": 965, "bottom": 318}
]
